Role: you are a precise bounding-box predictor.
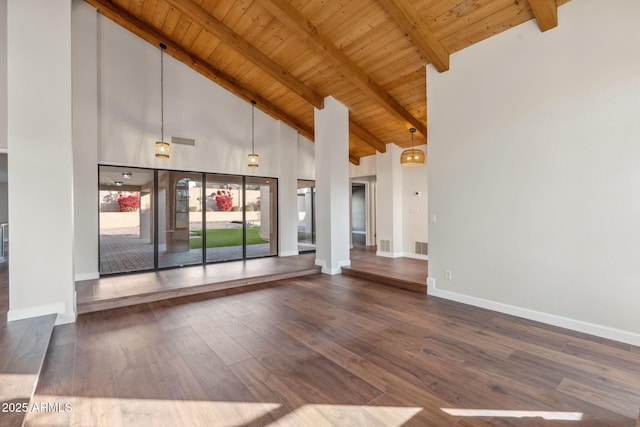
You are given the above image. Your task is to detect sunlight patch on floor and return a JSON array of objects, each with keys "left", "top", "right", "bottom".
[
  {"left": 23, "top": 396, "right": 280, "bottom": 426},
  {"left": 273, "top": 404, "right": 422, "bottom": 426},
  {"left": 23, "top": 395, "right": 423, "bottom": 426},
  {"left": 441, "top": 408, "right": 584, "bottom": 421}
]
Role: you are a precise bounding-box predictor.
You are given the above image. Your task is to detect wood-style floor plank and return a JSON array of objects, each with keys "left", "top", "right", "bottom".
[{"left": 27, "top": 273, "right": 640, "bottom": 426}]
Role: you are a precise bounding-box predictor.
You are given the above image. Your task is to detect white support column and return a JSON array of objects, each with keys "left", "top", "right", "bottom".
[
  {"left": 72, "top": 0, "right": 99, "bottom": 280},
  {"left": 314, "top": 96, "right": 350, "bottom": 274},
  {"left": 7, "top": 0, "right": 76, "bottom": 323},
  {"left": 376, "top": 145, "right": 404, "bottom": 257},
  {"left": 277, "top": 121, "right": 299, "bottom": 256}
]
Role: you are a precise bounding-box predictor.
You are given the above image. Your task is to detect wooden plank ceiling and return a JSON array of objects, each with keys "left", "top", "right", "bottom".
[{"left": 85, "top": 0, "right": 570, "bottom": 164}]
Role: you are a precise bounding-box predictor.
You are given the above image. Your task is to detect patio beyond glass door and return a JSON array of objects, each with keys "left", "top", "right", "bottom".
[
  {"left": 204, "top": 174, "right": 244, "bottom": 262},
  {"left": 158, "top": 171, "right": 203, "bottom": 268},
  {"left": 99, "top": 166, "right": 155, "bottom": 274},
  {"left": 245, "top": 176, "right": 277, "bottom": 258}
]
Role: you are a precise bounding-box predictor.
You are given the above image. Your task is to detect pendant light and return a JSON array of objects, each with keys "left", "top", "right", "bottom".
[
  {"left": 155, "top": 43, "right": 170, "bottom": 159},
  {"left": 247, "top": 100, "right": 259, "bottom": 168},
  {"left": 400, "top": 127, "right": 424, "bottom": 166}
]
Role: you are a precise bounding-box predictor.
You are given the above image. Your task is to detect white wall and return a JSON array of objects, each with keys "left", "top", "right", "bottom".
[
  {"left": 98, "top": 17, "right": 287, "bottom": 178},
  {"left": 297, "top": 135, "right": 315, "bottom": 180},
  {"left": 401, "top": 148, "right": 428, "bottom": 257},
  {"left": 314, "top": 96, "right": 350, "bottom": 274},
  {"left": 72, "top": 0, "right": 99, "bottom": 280},
  {"left": 7, "top": 0, "right": 76, "bottom": 323},
  {"left": 0, "top": 0, "right": 6, "bottom": 150},
  {"left": 427, "top": 0, "right": 640, "bottom": 345}
]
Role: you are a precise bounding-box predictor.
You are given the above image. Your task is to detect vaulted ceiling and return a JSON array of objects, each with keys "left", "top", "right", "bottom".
[{"left": 85, "top": 0, "right": 570, "bottom": 164}]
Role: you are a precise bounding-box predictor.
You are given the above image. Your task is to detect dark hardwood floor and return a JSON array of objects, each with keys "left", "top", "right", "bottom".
[{"left": 26, "top": 273, "right": 640, "bottom": 426}]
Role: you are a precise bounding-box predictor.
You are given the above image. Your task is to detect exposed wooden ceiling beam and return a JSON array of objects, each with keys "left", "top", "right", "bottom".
[
  {"left": 376, "top": 0, "right": 449, "bottom": 73},
  {"left": 529, "top": 0, "right": 558, "bottom": 32},
  {"left": 349, "top": 154, "right": 360, "bottom": 166},
  {"left": 349, "top": 119, "right": 386, "bottom": 153},
  {"left": 163, "top": 0, "right": 324, "bottom": 109},
  {"left": 85, "top": 0, "right": 314, "bottom": 141},
  {"left": 258, "top": 0, "right": 427, "bottom": 136}
]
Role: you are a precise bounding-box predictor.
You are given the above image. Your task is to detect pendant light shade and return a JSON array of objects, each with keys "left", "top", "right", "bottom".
[
  {"left": 155, "top": 141, "right": 170, "bottom": 158},
  {"left": 248, "top": 100, "right": 259, "bottom": 168},
  {"left": 155, "top": 43, "right": 170, "bottom": 159},
  {"left": 400, "top": 128, "right": 424, "bottom": 166}
]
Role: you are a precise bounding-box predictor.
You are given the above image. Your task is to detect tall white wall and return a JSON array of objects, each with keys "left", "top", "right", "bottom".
[
  {"left": 0, "top": 0, "right": 6, "bottom": 151},
  {"left": 98, "top": 17, "right": 285, "bottom": 177},
  {"left": 278, "top": 122, "right": 299, "bottom": 256},
  {"left": 427, "top": 0, "right": 640, "bottom": 345},
  {"left": 72, "top": 0, "right": 99, "bottom": 280},
  {"left": 7, "top": 0, "right": 76, "bottom": 323},
  {"left": 314, "top": 96, "right": 350, "bottom": 274}
]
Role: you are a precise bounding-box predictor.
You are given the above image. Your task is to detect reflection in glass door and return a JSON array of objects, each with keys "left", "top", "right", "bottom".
[
  {"left": 204, "top": 174, "right": 244, "bottom": 262},
  {"left": 99, "top": 166, "right": 155, "bottom": 274},
  {"left": 297, "top": 180, "right": 315, "bottom": 252},
  {"left": 246, "top": 176, "right": 277, "bottom": 258},
  {"left": 158, "top": 171, "right": 203, "bottom": 268}
]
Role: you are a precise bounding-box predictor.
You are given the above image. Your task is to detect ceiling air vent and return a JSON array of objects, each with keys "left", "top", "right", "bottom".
[{"left": 171, "top": 136, "right": 196, "bottom": 146}]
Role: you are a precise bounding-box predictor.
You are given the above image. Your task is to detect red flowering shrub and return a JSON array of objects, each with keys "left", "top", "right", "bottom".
[
  {"left": 215, "top": 189, "right": 233, "bottom": 211},
  {"left": 117, "top": 192, "right": 140, "bottom": 212}
]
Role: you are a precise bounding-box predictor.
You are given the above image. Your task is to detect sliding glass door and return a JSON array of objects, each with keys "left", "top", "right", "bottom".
[
  {"left": 99, "top": 166, "right": 155, "bottom": 274},
  {"left": 245, "top": 177, "right": 278, "bottom": 258},
  {"left": 99, "top": 165, "right": 277, "bottom": 275},
  {"left": 204, "top": 174, "right": 244, "bottom": 263},
  {"left": 297, "top": 180, "right": 315, "bottom": 252},
  {"left": 157, "top": 171, "right": 203, "bottom": 268}
]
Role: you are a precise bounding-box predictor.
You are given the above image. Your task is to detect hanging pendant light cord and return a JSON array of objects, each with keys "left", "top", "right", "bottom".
[
  {"left": 251, "top": 100, "right": 256, "bottom": 154},
  {"left": 160, "top": 43, "right": 166, "bottom": 142}
]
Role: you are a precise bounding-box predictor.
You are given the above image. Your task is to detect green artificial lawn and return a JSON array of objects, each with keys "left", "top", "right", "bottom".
[{"left": 189, "top": 227, "right": 268, "bottom": 249}]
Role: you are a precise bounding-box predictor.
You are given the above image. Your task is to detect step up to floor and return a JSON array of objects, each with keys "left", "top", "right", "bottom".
[
  {"left": 0, "top": 313, "right": 56, "bottom": 427},
  {"left": 341, "top": 266, "right": 427, "bottom": 293},
  {"left": 77, "top": 266, "right": 321, "bottom": 314}
]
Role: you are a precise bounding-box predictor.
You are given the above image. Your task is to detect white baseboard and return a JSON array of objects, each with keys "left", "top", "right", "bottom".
[
  {"left": 56, "top": 312, "right": 77, "bottom": 325},
  {"left": 75, "top": 272, "right": 100, "bottom": 281},
  {"left": 7, "top": 302, "right": 74, "bottom": 323},
  {"left": 376, "top": 251, "right": 403, "bottom": 258},
  {"left": 427, "top": 278, "right": 640, "bottom": 347},
  {"left": 279, "top": 251, "right": 300, "bottom": 257},
  {"left": 401, "top": 252, "right": 428, "bottom": 261},
  {"left": 316, "top": 258, "right": 350, "bottom": 275}
]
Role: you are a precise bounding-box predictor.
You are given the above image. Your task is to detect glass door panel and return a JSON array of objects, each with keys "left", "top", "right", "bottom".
[
  {"left": 245, "top": 177, "right": 277, "bottom": 258},
  {"left": 297, "top": 180, "right": 315, "bottom": 252},
  {"left": 158, "top": 171, "right": 203, "bottom": 268},
  {"left": 99, "top": 166, "right": 155, "bottom": 274},
  {"left": 204, "top": 174, "right": 244, "bottom": 262}
]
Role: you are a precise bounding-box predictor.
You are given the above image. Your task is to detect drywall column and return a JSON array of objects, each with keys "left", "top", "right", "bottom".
[
  {"left": 72, "top": 0, "right": 99, "bottom": 280},
  {"left": 278, "top": 121, "right": 299, "bottom": 256},
  {"left": 0, "top": 0, "right": 7, "bottom": 151},
  {"left": 376, "top": 145, "right": 404, "bottom": 257},
  {"left": 314, "top": 96, "right": 350, "bottom": 274},
  {"left": 7, "top": 0, "right": 76, "bottom": 323}
]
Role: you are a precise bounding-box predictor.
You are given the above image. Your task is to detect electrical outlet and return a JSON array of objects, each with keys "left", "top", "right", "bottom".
[
  {"left": 429, "top": 213, "right": 437, "bottom": 224},
  {"left": 445, "top": 270, "right": 452, "bottom": 280}
]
